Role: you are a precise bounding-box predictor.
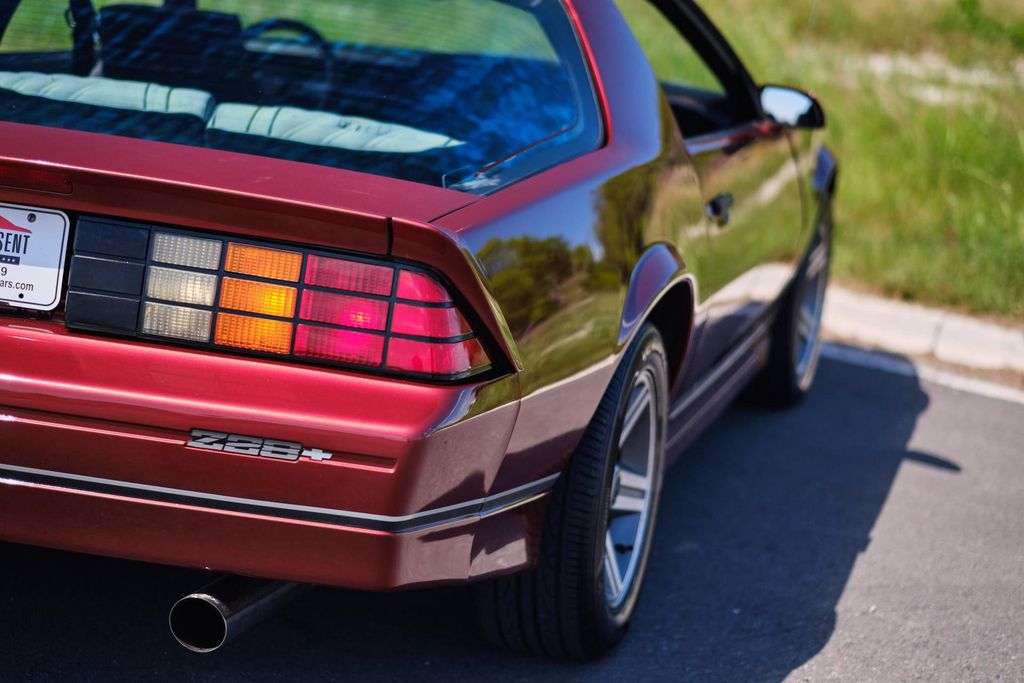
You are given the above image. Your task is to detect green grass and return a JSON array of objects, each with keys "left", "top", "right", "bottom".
[{"left": 699, "top": 0, "right": 1024, "bottom": 319}]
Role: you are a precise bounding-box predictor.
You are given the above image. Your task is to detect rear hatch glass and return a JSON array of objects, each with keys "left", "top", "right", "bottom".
[{"left": 0, "top": 0, "right": 602, "bottom": 193}]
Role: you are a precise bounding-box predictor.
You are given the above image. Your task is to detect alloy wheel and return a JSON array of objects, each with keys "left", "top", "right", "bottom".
[
  {"left": 603, "top": 368, "right": 659, "bottom": 609},
  {"left": 793, "top": 236, "right": 830, "bottom": 389}
]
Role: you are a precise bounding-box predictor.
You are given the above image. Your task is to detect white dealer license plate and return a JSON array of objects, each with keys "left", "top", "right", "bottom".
[{"left": 0, "top": 202, "right": 70, "bottom": 311}]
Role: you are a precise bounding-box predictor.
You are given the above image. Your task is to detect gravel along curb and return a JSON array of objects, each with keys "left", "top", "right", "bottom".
[{"left": 822, "top": 286, "right": 1024, "bottom": 381}]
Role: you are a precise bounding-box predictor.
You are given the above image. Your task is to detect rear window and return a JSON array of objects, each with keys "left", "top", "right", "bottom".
[{"left": 0, "top": 1, "right": 602, "bottom": 193}]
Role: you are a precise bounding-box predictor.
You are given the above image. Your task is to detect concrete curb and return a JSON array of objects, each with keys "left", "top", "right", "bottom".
[{"left": 822, "top": 286, "right": 1024, "bottom": 375}]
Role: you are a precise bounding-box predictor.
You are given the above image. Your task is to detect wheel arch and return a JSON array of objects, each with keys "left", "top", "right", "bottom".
[{"left": 619, "top": 243, "right": 696, "bottom": 391}]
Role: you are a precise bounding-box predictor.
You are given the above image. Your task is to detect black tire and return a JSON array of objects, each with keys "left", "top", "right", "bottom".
[
  {"left": 474, "top": 324, "right": 668, "bottom": 659},
  {"left": 747, "top": 209, "right": 833, "bottom": 407}
]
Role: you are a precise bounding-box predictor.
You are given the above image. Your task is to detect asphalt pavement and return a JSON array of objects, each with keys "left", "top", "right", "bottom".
[{"left": 2, "top": 351, "right": 1022, "bottom": 682}]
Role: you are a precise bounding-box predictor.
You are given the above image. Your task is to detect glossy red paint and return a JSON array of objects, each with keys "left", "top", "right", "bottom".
[
  {"left": 0, "top": 318, "right": 526, "bottom": 515},
  {"left": 0, "top": 0, "right": 662, "bottom": 587},
  {"left": 0, "top": 480, "right": 549, "bottom": 589},
  {"left": 0, "top": 313, "right": 537, "bottom": 585},
  {"left": 0, "top": 130, "right": 540, "bottom": 586},
  {"left": 435, "top": 0, "right": 681, "bottom": 498},
  {"left": 0, "top": 0, "right": 826, "bottom": 590}
]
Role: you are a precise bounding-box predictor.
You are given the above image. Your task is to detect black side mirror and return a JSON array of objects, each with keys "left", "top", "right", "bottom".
[{"left": 759, "top": 85, "right": 825, "bottom": 129}]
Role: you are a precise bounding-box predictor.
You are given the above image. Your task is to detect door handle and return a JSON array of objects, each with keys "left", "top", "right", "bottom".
[{"left": 706, "top": 192, "right": 734, "bottom": 226}]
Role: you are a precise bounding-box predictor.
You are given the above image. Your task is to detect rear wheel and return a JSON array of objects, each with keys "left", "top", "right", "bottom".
[
  {"left": 747, "top": 218, "right": 832, "bottom": 406},
  {"left": 474, "top": 324, "right": 668, "bottom": 659}
]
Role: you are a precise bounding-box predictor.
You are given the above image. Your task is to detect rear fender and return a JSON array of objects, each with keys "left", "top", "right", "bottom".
[
  {"left": 619, "top": 243, "right": 696, "bottom": 388},
  {"left": 390, "top": 217, "right": 522, "bottom": 378}
]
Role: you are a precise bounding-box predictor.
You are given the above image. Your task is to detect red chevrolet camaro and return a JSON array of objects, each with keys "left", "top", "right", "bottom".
[{"left": 0, "top": 0, "right": 836, "bottom": 658}]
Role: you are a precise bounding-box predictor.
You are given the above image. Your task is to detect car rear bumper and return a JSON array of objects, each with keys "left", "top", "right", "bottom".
[
  {"left": 0, "top": 317, "right": 552, "bottom": 589},
  {"left": 0, "top": 462, "right": 551, "bottom": 589}
]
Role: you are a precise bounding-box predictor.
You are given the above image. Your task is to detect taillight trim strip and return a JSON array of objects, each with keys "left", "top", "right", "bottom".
[{"left": 67, "top": 218, "right": 500, "bottom": 383}]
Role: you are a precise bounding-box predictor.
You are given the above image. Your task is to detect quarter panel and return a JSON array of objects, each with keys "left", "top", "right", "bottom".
[{"left": 438, "top": 0, "right": 708, "bottom": 490}]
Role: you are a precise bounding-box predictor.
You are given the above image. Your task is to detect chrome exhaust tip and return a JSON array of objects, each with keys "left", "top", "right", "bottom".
[
  {"left": 169, "top": 592, "right": 231, "bottom": 653},
  {"left": 169, "top": 576, "right": 303, "bottom": 653}
]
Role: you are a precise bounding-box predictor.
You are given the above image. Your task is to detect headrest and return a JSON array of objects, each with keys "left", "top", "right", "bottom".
[
  {"left": 0, "top": 71, "right": 214, "bottom": 120},
  {"left": 208, "top": 103, "right": 464, "bottom": 154}
]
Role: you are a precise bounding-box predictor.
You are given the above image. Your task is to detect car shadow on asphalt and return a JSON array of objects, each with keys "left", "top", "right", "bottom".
[{"left": 0, "top": 356, "right": 959, "bottom": 682}]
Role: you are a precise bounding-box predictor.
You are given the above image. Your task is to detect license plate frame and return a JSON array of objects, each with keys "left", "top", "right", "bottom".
[{"left": 0, "top": 202, "right": 70, "bottom": 311}]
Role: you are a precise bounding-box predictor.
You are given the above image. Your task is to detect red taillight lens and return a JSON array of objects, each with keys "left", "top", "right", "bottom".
[
  {"left": 385, "top": 270, "right": 489, "bottom": 377},
  {"left": 0, "top": 163, "right": 73, "bottom": 194},
  {"left": 300, "top": 290, "right": 388, "bottom": 331},
  {"left": 295, "top": 266, "right": 490, "bottom": 378},
  {"left": 396, "top": 270, "right": 451, "bottom": 303},
  {"left": 305, "top": 255, "right": 394, "bottom": 296},
  {"left": 390, "top": 303, "right": 471, "bottom": 338},
  {"left": 295, "top": 325, "right": 385, "bottom": 366},
  {"left": 386, "top": 337, "right": 487, "bottom": 376}
]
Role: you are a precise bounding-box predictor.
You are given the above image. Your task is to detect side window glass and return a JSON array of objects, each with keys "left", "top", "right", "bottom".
[{"left": 613, "top": 0, "right": 724, "bottom": 95}]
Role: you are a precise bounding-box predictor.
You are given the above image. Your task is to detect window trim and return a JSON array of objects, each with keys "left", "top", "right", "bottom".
[
  {"left": 444, "top": 0, "right": 605, "bottom": 194},
  {"left": 644, "top": 0, "right": 762, "bottom": 124}
]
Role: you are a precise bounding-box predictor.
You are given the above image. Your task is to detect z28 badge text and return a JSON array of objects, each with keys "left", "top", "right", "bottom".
[{"left": 187, "top": 430, "right": 333, "bottom": 462}]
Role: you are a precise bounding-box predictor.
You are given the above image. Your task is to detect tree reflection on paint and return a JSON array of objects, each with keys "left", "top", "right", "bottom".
[{"left": 478, "top": 235, "right": 621, "bottom": 338}]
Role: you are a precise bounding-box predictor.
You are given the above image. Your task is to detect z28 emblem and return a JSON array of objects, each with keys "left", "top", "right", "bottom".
[{"left": 187, "top": 430, "right": 333, "bottom": 462}]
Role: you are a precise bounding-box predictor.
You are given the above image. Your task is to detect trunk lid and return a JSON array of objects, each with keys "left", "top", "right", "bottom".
[{"left": 0, "top": 123, "right": 478, "bottom": 258}]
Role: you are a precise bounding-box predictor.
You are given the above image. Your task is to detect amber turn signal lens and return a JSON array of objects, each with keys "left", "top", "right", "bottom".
[
  {"left": 214, "top": 313, "right": 293, "bottom": 354},
  {"left": 220, "top": 277, "right": 297, "bottom": 318},
  {"left": 225, "top": 243, "right": 302, "bottom": 282}
]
